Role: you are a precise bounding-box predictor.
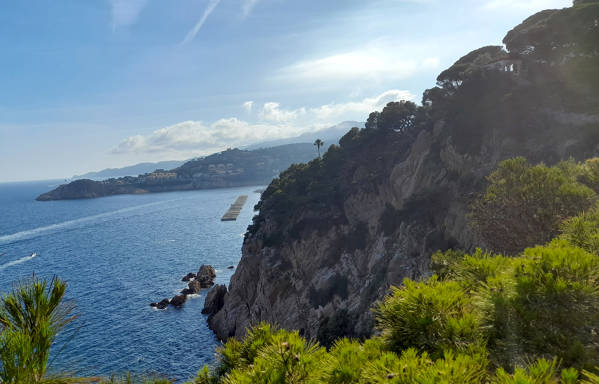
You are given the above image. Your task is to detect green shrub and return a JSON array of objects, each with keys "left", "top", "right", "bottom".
[
  {"left": 221, "top": 331, "right": 326, "bottom": 384},
  {"left": 561, "top": 203, "right": 599, "bottom": 254},
  {"left": 471, "top": 157, "right": 596, "bottom": 254},
  {"left": 374, "top": 277, "right": 485, "bottom": 358},
  {"left": 0, "top": 276, "right": 76, "bottom": 384},
  {"left": 362, "top": 348, "right": 488, "bottom": 384},
  {"left": 323, "top": 338, "right": 384, "bottom": 384},
  {"left": 511, "top": 241, "right": 599, "bottom": 368},
  {"left": 492, "top": 358, "right": 562, "bottom": 384}
]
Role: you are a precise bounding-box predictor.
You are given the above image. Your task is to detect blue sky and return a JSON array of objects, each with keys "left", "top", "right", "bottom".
[{"left": 0, "top": 0, "right": 572, "bottom": 182}]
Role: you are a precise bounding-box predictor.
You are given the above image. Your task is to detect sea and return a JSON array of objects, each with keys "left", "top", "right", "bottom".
[{"left": 0, "top": 180, "right": 262, "bottom": 381}]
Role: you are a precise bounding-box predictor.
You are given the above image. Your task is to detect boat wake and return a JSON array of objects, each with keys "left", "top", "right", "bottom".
[
  {"left": 0, "top": 199, "right": 178, "bottom": 246},
  {"left": 0, "top": 253, "right": 37, "bottom": 271}
]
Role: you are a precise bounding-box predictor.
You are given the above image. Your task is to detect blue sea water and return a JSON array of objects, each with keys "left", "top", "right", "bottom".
[{"left": 0, "top": 180, "right": 262, "bottom": 381}]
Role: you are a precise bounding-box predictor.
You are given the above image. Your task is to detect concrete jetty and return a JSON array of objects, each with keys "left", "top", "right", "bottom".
[{"left": 221, "top": 195, "right": 249, "bottom": 221}]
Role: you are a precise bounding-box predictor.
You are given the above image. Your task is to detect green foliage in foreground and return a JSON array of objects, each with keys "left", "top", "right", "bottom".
[
  {"left": 0, "top": 276, "right": 77, "bottom": 384},
  {"left": 192, "top": 204, "right": 599, "bottom": 383}
]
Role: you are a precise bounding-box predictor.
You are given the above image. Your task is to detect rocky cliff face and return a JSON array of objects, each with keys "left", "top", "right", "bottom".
[{"left": 209, "top": 2, "right": 599, "bottom": 344}]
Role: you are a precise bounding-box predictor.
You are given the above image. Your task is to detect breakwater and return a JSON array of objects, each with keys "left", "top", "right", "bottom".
[{"left": 221, "top": 195, "right": 248, "bottom": 221}]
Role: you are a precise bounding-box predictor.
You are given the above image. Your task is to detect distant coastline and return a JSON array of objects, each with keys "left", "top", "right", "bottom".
[{"left": 36, "top": 143, "right": 321, "bottom": 201}]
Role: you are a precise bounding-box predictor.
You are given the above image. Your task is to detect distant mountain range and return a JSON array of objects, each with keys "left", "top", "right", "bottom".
[
  {"left": 71, "top": 121, "right": 364, "bottom": 181},
  {"left": 244, "top": 121, "right": 364, "bottom": 150}
]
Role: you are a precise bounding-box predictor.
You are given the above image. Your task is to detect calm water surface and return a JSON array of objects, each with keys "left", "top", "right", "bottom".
[{"left": 0, "top": 180, "right": 262, "bottom": 381}]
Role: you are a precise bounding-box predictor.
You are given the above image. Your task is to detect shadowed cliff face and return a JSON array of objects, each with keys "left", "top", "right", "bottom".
[{"left": 209, "top": 3, "right": 599, "bottom": 344}]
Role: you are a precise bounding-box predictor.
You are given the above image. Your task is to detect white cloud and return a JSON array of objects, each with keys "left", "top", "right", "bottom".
[
  {"left": 181, "top": 0, "right": 222, "bottom": 45},
  {"left": 279, "top": 44, "right": 441, "bottom": 83},
  {"left": 242, "top": 0, "right": 261, "bottom": 17},
  {"left": 109, "top": 0, "right": 148, "bottom": 28},
  {"left": 243, "top": 101, "right": 254, "bottom": 112},
  {"left": 257, "top": 89, "right": 415, "bottom": 125},
  {"left": 259, "top": 102, "right": 306, "bottom": 123},
  {"left": 309, "top": 89, "right": 415, "bottom": 121},
  {"left": 113, "top": 89, "right": 416, "bottom": 156},
  {"left": 113, "top": 119, "right": 289, "bottom": 155}
]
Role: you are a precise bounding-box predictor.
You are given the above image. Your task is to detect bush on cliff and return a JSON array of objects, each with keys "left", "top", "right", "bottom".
[
  {"left": 374, "top": 277, "right": 484, "bottom": 359},
  {"left": 471, "top": 157, "right": 598, "bottom": 254}
]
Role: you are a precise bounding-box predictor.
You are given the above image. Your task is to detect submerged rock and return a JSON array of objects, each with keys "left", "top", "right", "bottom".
[
  {"left": 197, "top": 265, "right": 216, "bottom": 288},
  {"left": 202, "top": 285, "right": 227, "bottom": 316}
]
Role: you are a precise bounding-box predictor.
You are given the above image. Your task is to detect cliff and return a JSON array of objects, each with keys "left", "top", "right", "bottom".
[
  {"left": 208, "top": 1, "right": 599, "bottom": 344},
  {"left": 36, "top": 143, "right": 318, "bottom": 201}
]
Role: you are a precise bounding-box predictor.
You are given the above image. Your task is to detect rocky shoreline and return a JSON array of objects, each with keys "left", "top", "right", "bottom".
[{"left": 150, "top": 265, "right": 216, "bottom": 310}]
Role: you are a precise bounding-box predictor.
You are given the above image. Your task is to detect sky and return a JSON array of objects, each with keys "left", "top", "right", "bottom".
[{"left": 0, "top": 0, "right": 572, "bottom": 182}]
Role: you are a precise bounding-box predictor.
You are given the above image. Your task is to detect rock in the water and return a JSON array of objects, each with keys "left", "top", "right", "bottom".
[
  {"left": 197, "top": 265, "right": 216, "bottom": 288},
  {"left": 227, "top": 265, "right": 235, "bottom": 270},
  {"left": 187, "top": 279, "right": 202, "bottom": 294},
  {"left": 154, "top": 298, "right": 169, "bottom": 310},
  {"left": 202, "top": 285, "right": 227, "bottom": 316},
  {"left": 182, "top": 273, "right": 196, "bottom": 282},
  {"left": 180, "top": 288, "right": 193, "bottom": 295},
  {"left": 170, "top": 294, "right": 187, "bottom": 307}
]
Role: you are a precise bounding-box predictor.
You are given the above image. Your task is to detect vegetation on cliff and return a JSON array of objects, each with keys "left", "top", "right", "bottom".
[
  {"left": 471, "top": 158, "right": 599, "bottom": 254},
  {"left": 210, "top": 0, "right": 599, "bottom": 345},
  {"left": 248, "top": 100, "right": 427, "bottom": 245},
  {"left": 193, "top": 159, "right": 599, "bottom": 383}
]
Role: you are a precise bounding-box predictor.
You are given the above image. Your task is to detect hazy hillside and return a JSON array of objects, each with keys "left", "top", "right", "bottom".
[
  {"left": 37, "top": 143, "right": 319, "bottom": 201},
  {"left": 72, "top": 160, "right": 187, "bottom": 180}
]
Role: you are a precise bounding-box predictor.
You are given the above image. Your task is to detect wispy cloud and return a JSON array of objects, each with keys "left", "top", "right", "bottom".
[
  {"left": 181, "top": 0, "right": 222, "bottom": 45},
  {"left": 242, "top": 0, "right": 261, "bottom": 17},
  {"left": 109, "top": 0, "right": 148, "bottom": 29},
  {"left": 113, "top": 89, "right": 415, "bottom": 156},
  {"left": 243, "top": 101, "right": 254, "bottom": 112},
  {"left": 278, "top": 43, "right": 440, "bottom": 84}
]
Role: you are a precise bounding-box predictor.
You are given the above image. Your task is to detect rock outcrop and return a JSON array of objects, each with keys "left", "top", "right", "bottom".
[
  {"left": 208, "top": 2, "right": 599, "bottom": 344},
  {"left": 170, "top": 294, "right": 187, "bottom": 307},
  {"left": 196, "top": 265, "right": 216, "bottom": 288},
  {"left": 183, "top": 280, "right": 202, "bottom": 295},
  {"left": 150, "top": 298, "right": 170, "bottom": 310},
  {"left": 182, "top": 273, "right": 196, "bottom": 282},
  {"left": 202, "top": 285, "right": 227, "bottom": 317},
  {"left": 151, "top": 265, "right": 216, "bottom": 308}
]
